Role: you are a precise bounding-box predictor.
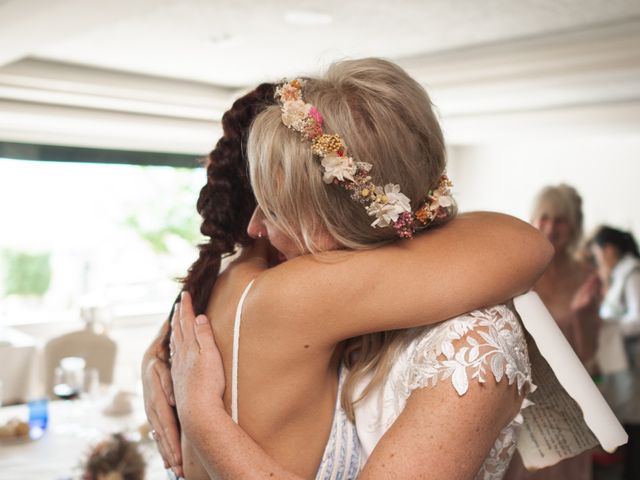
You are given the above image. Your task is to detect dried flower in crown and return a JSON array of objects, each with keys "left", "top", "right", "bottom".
[{"left": 274, "top": 78, "right": 454, "bottom": 238}]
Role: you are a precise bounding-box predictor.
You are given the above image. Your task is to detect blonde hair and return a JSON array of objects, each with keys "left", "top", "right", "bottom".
[
  {"left": 531, "top": 184, "right": 584, "bottom": 253},
  {"left": 249, "top": 58, "right": 448, "bottom": 252},
  {"left": 248, "top": 58, "right": 453, "bottom": 419}
]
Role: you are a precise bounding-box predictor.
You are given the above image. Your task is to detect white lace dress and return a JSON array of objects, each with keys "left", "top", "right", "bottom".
[{"left": 352, "top": 304, "right": 535, "bottom": 480}]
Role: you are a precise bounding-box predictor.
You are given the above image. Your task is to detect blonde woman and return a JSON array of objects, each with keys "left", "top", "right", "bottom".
[
  {"left": 154, "top": 59, "right": 552, "bottom": 479},
  {"left": 504, "top": 184, "right": 601, "bottom": 480},
  {"left": 526, "top": 185, "right": 602, "bottom": 365}
]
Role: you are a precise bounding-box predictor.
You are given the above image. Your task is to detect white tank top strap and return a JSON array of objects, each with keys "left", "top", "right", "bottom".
[{"left": 231, "top": 278, "right": 256, "bottom": 424}]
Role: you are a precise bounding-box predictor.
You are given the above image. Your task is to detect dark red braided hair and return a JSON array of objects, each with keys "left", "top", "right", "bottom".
[
  {"left": 163, "top": 83, "right": 275, "bottom": 354},
  {"left": 179, "top": 83, "right": 276, "bottom": 315}
]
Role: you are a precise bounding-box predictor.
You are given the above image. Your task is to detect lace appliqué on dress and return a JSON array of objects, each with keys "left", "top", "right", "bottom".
[{"left": 395, "top": 305, "right": 535, "bottom": 480}]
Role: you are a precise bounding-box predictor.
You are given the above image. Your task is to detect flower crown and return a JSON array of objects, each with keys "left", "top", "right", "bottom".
[{"left": 275, "top": 78, "right": 454, "bottom": 239}]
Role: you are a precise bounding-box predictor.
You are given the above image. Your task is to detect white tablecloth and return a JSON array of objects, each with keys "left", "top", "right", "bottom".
[{"left": 0, "top": 397, "right": 165, "bottom": 479}]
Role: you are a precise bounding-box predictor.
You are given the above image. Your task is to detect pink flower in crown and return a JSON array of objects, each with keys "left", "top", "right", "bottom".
[
  {"left": 308, "top": 106, "right": 323, "bottom": 127},
  {"left": 302, "top": 121, "right": 324, "bottom": 140}
]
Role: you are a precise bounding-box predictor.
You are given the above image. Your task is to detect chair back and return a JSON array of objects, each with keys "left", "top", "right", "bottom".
[{"left": 44, "top": 328, "right": 117, "bottom": 397}]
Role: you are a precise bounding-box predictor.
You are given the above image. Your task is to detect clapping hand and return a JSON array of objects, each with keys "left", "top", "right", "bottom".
[{"left": 571, "top": 273, "right": 602, "bottom": 316}]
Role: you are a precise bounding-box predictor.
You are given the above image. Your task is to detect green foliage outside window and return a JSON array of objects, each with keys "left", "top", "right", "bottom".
[
  {"left": 123, "top": 169, "right": 202, "bottom": 254},
  {"left": 2, "top": 250, "right": 52, "bottom": 297}
]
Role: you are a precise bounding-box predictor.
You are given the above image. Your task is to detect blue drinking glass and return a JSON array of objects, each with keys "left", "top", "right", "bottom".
[{"left": 28, "top": 398, "right": 49, "bottom": 439}]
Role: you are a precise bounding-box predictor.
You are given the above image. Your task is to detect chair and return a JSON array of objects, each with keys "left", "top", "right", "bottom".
[{"left": 44, "top": 327, "right": 117, "bottom": 397}]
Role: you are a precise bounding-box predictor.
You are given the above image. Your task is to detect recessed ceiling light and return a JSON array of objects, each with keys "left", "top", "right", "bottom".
[{"left": 284, "top": 10, "right": 333, "bottom": 26}]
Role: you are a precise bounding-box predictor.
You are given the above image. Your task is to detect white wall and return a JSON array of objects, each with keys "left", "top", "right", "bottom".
[{"left": 447, "top": 138, "right": 640, "bottom": 240}]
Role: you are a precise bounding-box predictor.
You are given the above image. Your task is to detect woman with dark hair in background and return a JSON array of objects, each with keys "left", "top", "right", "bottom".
[
  {"left": 592, "top": 226, "right": 640, "bottom": 352},
  {"left": 591, "top": 226, "right": 640, "bottom": 480}
]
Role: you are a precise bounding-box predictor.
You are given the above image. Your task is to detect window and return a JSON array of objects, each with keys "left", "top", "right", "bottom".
[{"left": 0, "top": 158, "right": 203, "bottom": 327}]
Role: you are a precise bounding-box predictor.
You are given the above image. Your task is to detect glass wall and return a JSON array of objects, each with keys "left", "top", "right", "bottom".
[{"left": 0, "top": 158, "right": 203, "bottom": 328}]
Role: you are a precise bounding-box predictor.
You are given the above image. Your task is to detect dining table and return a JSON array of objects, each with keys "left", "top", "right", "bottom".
[{"left": 0, "top": 394, "right": 165, "bottom": 479}]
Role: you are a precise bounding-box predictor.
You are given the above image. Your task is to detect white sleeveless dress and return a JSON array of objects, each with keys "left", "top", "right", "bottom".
[{"left": 352, "top": 304, "right": 535, "bottom": 480}]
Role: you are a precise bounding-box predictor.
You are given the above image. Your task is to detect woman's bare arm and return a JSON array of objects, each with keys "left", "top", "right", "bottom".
[
  {"left": 359, "top": 378, "right": 520, "bottom": 479},
  {"left": 184, "top": 383, "right": 519, "bottom": 480},
  {"left": 172, "top": 293, "right": 523, "bottom": 480},
  {"left": 248, "top": 212, "right": 553, "bottom": 343}
]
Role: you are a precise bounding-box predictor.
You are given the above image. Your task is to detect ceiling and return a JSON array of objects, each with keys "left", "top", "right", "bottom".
[{"left": 1, "top": 0, "right": 639, "bottom": 154}]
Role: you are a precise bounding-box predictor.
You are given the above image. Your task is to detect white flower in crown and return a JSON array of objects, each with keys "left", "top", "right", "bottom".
[
  {"left": 281, "top": 100, "right": 311, "bottom": 130},
  {"left": 277, "top": 82, "right": 302, "bottom": 102},
  {"left": 321, "top": 154, "right": 357, "bottom": 184},
  {"left": 366, "top": 184, "right": 412, "bottom": 228},
  {"left": 429, "top": 194, "right": 454, "bottom": 211},
  {"left": 356, "top": 161, "right": 373, "bottom": 173}
]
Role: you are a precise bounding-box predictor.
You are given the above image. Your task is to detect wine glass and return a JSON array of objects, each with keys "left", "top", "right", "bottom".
[{"left": 53, "top": 357, "right": 86, "bottom": 400}]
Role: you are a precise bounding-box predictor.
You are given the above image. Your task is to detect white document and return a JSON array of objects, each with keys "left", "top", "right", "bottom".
[{"left": 513, "top": 292, "right": 628, "bottom": 470}]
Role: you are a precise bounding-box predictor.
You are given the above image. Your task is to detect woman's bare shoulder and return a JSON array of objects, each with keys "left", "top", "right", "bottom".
[{"left": 206, "top": 246, "right": 270, "bottom": 320}]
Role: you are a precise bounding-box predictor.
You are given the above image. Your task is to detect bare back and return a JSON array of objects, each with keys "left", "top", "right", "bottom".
[{"left": 181, "top": 249, "right": 342, "bottom": 479}]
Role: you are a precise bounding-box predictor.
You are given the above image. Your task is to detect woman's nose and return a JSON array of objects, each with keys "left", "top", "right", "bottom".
[{"left": 247, "top": 207, "right": 267, "bottom": 239}]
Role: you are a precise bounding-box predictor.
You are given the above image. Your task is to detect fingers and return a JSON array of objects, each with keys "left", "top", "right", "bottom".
[
  {"left": 171, "top": 301, "right": 183, "bottom": 345},
  {"left": 144, "top": 361, "right": 181, "bottom": 469},
  {"left": 193, "top": 314, "right": 215, "bottom": 352},
  {"left": 179, "top": 292, "right": 196, "bottom": 343},
  {"left": 146, "top": 403, "right": 174, "bottom": 469},
  {"left": 173, "top": 291, "right": 212, "bottom": 355},
  {"left": 173, "top": 464, "right": 185, "bottom": 479},
  {"left": 148, "top": 411, "right": 172, "bottom": 469},
  {"left": 154, "top": 357, "right": 176, "bottom": 406},
  {"left": 158, "top": 406, "right": 182, "bottom": 468},
  {"left": 149, "top": 392, "right": 182, "bottom": 468},
  {"left": 584, "top": 276, "right": 602, "bottom": 303},
  {"left": 181, "top": 291, "right": 196, "bottom": 322}
]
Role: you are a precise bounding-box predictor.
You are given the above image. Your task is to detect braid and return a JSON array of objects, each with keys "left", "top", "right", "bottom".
[
  {"left": 162, "top": 84, "right": 276, "bottom": 356},
  {"left": 181, "top": 83, "right": 277, "bottom": 315}
]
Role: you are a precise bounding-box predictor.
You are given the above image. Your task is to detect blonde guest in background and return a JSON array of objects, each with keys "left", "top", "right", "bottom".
[{"left": 505, "top": 184, "right": 601, "bottom": 480}]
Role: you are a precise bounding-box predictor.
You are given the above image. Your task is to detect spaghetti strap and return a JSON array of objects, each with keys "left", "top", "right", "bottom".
[{"left": 231, "top": 279, "right": 256, "bottom": 424}]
